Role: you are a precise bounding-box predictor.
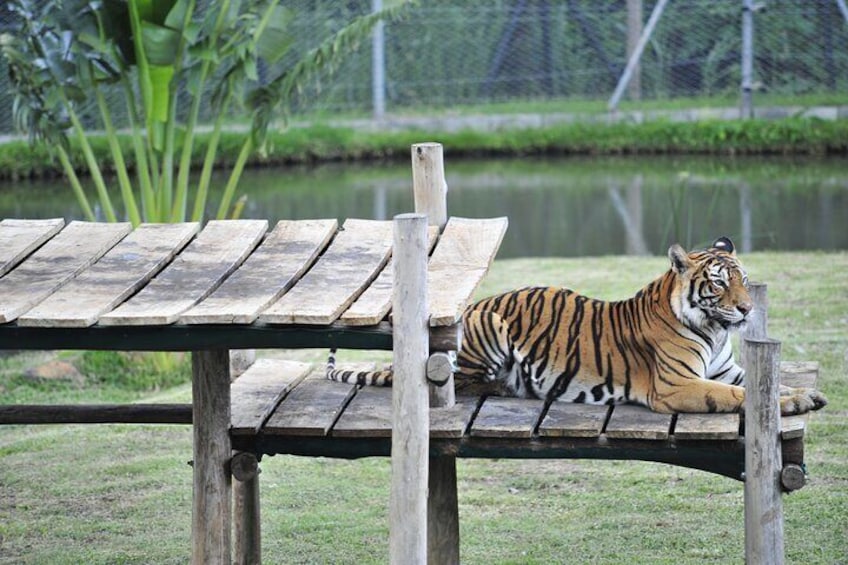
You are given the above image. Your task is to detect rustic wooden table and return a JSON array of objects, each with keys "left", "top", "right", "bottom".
[{"left": 0, "top": 214, "right": 507, "bottom": 563}]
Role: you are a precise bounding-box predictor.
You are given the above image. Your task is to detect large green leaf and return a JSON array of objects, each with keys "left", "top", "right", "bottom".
[{"left": 253, "top": 5, "right": 293, "bottom": 64}]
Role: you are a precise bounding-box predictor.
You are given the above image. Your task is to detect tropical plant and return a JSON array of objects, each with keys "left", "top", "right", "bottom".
[{"left": 0, "top": 0, "right": 410, "bottom": 224}]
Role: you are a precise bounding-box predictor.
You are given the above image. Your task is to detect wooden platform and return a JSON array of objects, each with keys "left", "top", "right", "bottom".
[
  {"left": 230, "top": 358, "right": 818, "bottom": 482},
  {"left": 0, "top": 216, "right": 507, "bottom": 346}
]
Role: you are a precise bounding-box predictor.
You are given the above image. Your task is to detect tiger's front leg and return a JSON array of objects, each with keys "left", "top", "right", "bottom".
[
  {"left": 707, "top": 338, "right": 829, "bottom": 412},
  {"left": 649, "top": 371, "right": 827, "bottom": 415}
]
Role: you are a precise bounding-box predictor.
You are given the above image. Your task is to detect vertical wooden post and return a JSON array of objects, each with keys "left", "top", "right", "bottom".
[
  {"left": 191, "top": 349, "right": 232, "bottom": 565},
  {"left": 411, "top": 141, "right": 461, "bottom": 564},
  {"left": 740, "top": 282, "right": 768, "bottom": 367},
  {"left": 411, "top": 143, "right": 448, "bottom": 230},
  {"left": 743, "top": 338, "right": 784, "bottom": 565},
  {"left": 232, "top": 452, "right": 261, "bottom": 565},
  {"left": 390, "top": 213, "right": 430, "bottom": 565}
]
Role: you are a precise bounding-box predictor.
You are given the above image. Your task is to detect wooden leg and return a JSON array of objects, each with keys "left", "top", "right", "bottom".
[
  {"left": 192, "top": 350, "right": 232, "bottom": 565},
  {"left": 233, "top": 452, "right": 261, "bottom": 565},
  {"left": 743, "top": 338, "right": 785, "bottom": 565},
  {"left": 428, "top": 456, "right": 460, "bottom": 565}
]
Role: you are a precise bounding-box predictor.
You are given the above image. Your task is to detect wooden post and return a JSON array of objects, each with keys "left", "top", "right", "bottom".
[
  {"left": 743, "top": 338, "right": 784, "bottom": 565},
  {"left": 232, "top": 452, "right": 261, "bottom": 565},
  {"left": 427, "top": 351, "right": 459, "bottom": 565},
  {"left": 390, "top": 213, "right": 430, "bottom": 565},
  {"left": 411, "top": 143, "right": 448, "bottom": 230},
  {"left": 191, "top": 349, "right": 232, "bottom": 565},
  {"left": 740, "top": 282, "right": 768, "bottom": 367},
  {"left": 411, "top": 141, "right": 461, "bottom": 564}
]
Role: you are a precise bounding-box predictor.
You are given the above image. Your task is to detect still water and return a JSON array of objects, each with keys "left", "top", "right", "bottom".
[{"left": 2, "top": 156, "right": 846, "bottom": 258}]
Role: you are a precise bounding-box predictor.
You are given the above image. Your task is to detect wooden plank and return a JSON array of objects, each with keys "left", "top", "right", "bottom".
[
  {"left": 427, "top": 217, "right": 508, "bottom": 326},
  {"left": 17, "top": 223, "right": 200, "bottom": 327},
  {"left": 181, "top": 219, "right": 337, "bottom": 324},
  {"left": 0, "top": 221, "right": 132, "bottom": 323},
  {"left": 333, "top": 385, "right": 393, "bottom": 438},
  {"left": 332, "top": 381, "right": 476, "bottom": 439},
  {"left": 605, "top": 404, "right": 673, "bottom": 440},
  {"left": 470, "top": 397, "right": 544, "bottom": 438},
  {"left": 260, "top": 219, "right": 394, "bottom": 325},
  {"left": 338, "top": 227, "right": 439, "bottom": 326},
  {"left": 430, "top": 400, "right": 478, "bottom": 439},
  {"left": 538, "top": 403, "right": 609, "bottom": 438},
  {"left": 675, "top": 413, "right": 740, "bottom": 440},
  {"left": 0, "top": 218, "right": 65, "bottom": 276},
  {"left": 263, "top": 373, "right": 358, "bottom": 436},
  {"left": 98, "top": 220, "right": 267, "bottom": 325},
  {"left": 230, "top": 359, "right": 313, "bottom": 436},
  {"left": 780, "top": 361, "right": 819, "bottom": 440}
]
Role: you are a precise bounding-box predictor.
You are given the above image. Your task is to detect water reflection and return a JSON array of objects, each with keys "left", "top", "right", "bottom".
[{"left": 2, "top": 156, "right": 846, "bottom": 258}]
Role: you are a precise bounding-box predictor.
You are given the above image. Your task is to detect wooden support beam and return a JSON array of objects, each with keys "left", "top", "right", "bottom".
[
  {"left": 390, "top": 214, "right": 430, "bottom": 565},
  {"left": 192, "top": 349, "right": 232, "bottom": 565},
  {"left": 740, "top": 281, "right": 768, "bottom": 367},
  {"left": 0, "top": 404, "right": 191, "bottom": 425},
  {"left": 233, "top": 452, "right": 261, "bottom": 565},
  {"left": 412, "top": 141, "right": 461, "bottom": 564},
  {"left": 411, "top": 143, "right": 448, "bottom": 230},
  {"left": 743, "top": 338, "right": 784, "bottom": 565}
]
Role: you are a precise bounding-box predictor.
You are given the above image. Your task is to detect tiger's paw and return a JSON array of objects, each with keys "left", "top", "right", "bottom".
[{"left": 779, "top": 388, "right": 828, "bottom": 416}]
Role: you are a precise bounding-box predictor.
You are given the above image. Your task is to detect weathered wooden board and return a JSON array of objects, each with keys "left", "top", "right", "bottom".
[
  {"left": 181, "top": 219, "right": 337, "bottom": 324},
  {"left": 780, "top": 361, "right": 819, "bottom": 440},
  {"left": 339, "top": 227, "right": 439, "bottom": 326},
  {"left": 0, "top": 221, "right": 131, "bottom": 324},
  {"left": 470, "top": 396, "right": 544, "bottom": 438},
  {"left": 675, "top": 413, "right": 740, "bottom": 440},
  {"left": 0, "top": 218, "right": 65, "bottom": 277},
  {"left": 99, "top": 220, "right": 267, "bottom": 325},
  {"left": 605, "top": 405, "right": 673, "bottom": 440},
  {"left": 230, "top": 359, "right": 313, "bottom": 436},
  {"left": 333, "top": 385, "right": 393, "bottom": 438},
  {"left": 263, "top": 373, "right": 358, "bottom": 436},
  {"left": 17, "top": 223, "right": 200, "bottom": 327},
  {"left": 538, "top": 403, "right": 609, "bottom": 438},
  {"left": 430, "top": 400, "right": 479, "bottom": 439},
  {"left": 260, "top": 219, "right": 394, "bottom": 325},
  {"left": 427, "top": 217, "right": 508, "bottom": 326}
]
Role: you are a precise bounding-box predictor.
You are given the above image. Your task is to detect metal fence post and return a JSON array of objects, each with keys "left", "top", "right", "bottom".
[
  {"left": 741, "top": 0, "right": 755, "bottom": 119},
  {"left": 372, "top": 0, "right": 386, "bottom": 120}
]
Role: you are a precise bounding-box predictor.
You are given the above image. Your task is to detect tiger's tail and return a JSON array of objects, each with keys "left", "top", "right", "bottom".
[{"left": 325, "top": 349, "right": 394, "bottom": 386}]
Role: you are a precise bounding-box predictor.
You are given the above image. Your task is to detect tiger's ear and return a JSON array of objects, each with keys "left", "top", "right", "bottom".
[
  {"left": 668, "top": 244, "right": 692, "bottom": 275},
  {"left": 712, "top": 236, "right": 736, "bottom": 255}
]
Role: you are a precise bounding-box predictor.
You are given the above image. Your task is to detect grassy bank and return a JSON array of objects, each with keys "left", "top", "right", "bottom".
[
  {"left": 1, "top": 116, "right": 847, "bottom": 181},
  {"left": 1, "top": 251, "right": 845, "bottom": 564}
]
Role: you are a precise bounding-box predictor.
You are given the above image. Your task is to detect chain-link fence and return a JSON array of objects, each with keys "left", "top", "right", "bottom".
[{"left": 1, "top": 0, "right": 846, "bottom": 135}]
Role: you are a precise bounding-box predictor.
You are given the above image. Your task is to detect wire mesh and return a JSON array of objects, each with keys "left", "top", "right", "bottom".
[{"left": 0, "top": 0, "right": 845, "bottom": 135}]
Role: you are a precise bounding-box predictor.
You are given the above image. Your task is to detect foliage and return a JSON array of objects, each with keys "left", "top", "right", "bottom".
[
  {"left": 77, "top": 350, "right": 190, "bottom": 392},
  {"left": 0, "top": 0, "right": 410, "bottom": 224},
  {"left": 1, "top": 115, "right": 846, "bottom": 182}
]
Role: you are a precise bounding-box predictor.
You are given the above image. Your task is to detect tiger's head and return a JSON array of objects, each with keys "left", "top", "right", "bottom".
[{"left": 668, "top": 236, "right": 752, "bottom": 331}]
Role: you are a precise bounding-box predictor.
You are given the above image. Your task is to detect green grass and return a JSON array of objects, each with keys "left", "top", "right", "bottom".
[
  {"left": 2, "top": 114, "right": 848, "bottom": 182},
  {"left": 0, "top": 251, "right": 846, "bottom": 564}
]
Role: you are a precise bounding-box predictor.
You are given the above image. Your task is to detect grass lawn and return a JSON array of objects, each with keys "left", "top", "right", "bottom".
[{"left": 1, "top": 251, "right": 846, "bottom": 564}]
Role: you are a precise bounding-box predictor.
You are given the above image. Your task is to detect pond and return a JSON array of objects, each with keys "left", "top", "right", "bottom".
[{"left": 1, "top": 156, "right": 846, "bottom": 259}]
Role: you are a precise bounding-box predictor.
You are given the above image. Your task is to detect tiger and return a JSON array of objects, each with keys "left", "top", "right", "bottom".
[{"left": 327, "top": 237, "right": 827, "bottom": 415}]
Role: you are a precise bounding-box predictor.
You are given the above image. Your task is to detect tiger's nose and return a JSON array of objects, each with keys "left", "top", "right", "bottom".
[{"left": 737, "top": 302, "right": 753, "bottom": 317}]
